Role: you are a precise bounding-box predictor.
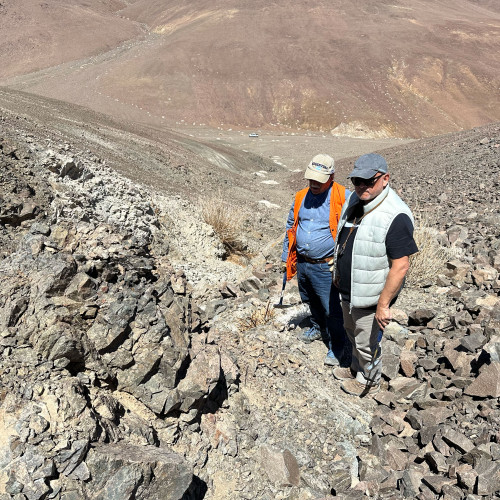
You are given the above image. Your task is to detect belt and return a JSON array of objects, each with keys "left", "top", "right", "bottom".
[{"left": 300, "top": 255, "right": 334, "bottom": 264}]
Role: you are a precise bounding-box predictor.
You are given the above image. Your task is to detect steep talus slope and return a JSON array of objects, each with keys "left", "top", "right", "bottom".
[
  {"left": 0, "top": 87, "right": 418, "bottom": 273},
  {"left": 1, "top": 0, "right": 499, "bottom": 137},
  {"left": 1, "top": 86, "right": 499, "bottom": 499}
]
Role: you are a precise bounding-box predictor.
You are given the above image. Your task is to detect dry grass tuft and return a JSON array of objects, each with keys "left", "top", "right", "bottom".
[
  {"left": 199, "top": 193, "right": 245, "bottom": 254},
  {"left": 238, "top": 301, "right": 275, "bottom": 331},
  {"left": 406, "top": 210, "right": 449, "bottom": 287}
]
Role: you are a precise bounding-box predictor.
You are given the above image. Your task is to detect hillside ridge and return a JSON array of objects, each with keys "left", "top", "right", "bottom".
[{"left": 1, "top": 0, "right": 499, "bottom": 137}]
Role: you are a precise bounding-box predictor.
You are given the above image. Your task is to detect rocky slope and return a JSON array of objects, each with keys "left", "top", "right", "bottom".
[{"left": 0, "top": 106, "right": 499, "bottom": 500}]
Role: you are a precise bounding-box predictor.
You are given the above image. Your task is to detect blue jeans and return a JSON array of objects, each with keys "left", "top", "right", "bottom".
[{"left": 296, "top": 258, "right": 350, "bottom": 361}]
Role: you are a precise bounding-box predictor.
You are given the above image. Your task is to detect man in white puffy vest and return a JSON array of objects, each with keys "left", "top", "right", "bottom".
[{"left": 331, "top": 153, "right": 418, "bottom": 397}]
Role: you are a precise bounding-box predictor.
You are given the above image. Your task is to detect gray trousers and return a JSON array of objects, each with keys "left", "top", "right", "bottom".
[{"left": 341, "top": 302, "right": 382, "bottom": 385}]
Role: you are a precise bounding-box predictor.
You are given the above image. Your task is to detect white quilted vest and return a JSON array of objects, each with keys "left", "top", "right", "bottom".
[{"left": 336, "top": 186, "right": 414, "bottom": 308}]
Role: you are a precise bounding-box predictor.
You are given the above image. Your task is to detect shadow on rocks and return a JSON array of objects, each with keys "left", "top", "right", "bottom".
[{"left": 182, "top": 475, "right": 208, "bottom": 500}]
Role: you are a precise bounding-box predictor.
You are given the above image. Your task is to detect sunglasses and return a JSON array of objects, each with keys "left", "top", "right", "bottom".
[{"left": 351, "top": 174, "right": 384, "bottom": 187}]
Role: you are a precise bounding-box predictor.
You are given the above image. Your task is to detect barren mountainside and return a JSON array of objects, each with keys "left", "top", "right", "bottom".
[{"left": 1, "top": 0, "right": 499, "bottom": 137}]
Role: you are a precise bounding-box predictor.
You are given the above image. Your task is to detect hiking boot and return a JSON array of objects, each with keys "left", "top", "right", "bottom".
[
  {"left": 332, "top": 366, "right": 356, "bottom": 380},
  {"left": 341, "top": 378, "right": 380, "bottom": 397},
  {"left": 298, "top": 327, "right": 322, "bottom": 343},
  {"left": 324, "top": 350, "right": 340, "bottom": 367}
]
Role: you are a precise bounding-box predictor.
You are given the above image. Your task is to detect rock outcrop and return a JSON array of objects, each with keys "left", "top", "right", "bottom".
[{"left": 0, "top": 130, "right": 239, "bottom": 499}]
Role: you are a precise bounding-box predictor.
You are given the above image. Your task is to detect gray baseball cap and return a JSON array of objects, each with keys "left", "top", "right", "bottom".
[{"left": 347, "top": 153, "right": 388, "bottom": 179}]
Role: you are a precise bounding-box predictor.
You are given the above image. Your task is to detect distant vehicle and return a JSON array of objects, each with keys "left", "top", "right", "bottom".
[{"left": 249, "top": 132, "right": 259, "bottom": 137}]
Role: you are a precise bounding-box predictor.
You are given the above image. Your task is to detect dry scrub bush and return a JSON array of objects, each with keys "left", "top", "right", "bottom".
[
  {"left": 238, "top": 301, "right": 275, "bottom": 331},
  {"left": 199, "top": 193, "right": 245, "bottom": 254},
  {"left": 406, "top": 210, "right": 449, "bottom": 287}
]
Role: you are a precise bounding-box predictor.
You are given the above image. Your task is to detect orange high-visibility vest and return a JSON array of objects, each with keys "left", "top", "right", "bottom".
[{"left": 286, "top": 182, "right": 346, "bottom": 281}]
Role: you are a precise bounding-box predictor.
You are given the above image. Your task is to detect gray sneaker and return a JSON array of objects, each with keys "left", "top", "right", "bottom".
[
  {"left": 299, "top": 327, "right": 322, "bottom": 343},
  {"left": 324, "top": 350, "right": 340, "bottom": 366}
]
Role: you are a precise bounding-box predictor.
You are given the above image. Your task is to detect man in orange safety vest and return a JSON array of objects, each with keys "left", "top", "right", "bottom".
[{"left": 281, "top": 154, "right": 351, "bottom": 366}]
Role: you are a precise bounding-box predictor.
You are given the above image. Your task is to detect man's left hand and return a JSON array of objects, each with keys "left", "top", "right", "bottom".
[
  {"left": 376, "top": 256, "right": 409, "bottom": 330},
  {"left": 375, "top": 305, "right": 392, "bottom": 330}
]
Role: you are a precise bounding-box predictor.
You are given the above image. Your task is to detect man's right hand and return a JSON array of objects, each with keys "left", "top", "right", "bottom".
[
  {"left": 328, "top": 258, "right": 335, "bottom": 273},
  {"left": 281, "top": 261, "right": 287, "bottom": 273},
  {"left": 329, "top": 258, "right": 340, "bottom": 287}
]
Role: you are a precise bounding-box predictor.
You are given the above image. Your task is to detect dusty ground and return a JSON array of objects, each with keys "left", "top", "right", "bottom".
[{"left": 176, "top": 125, "right": 413, "bottom": 172}]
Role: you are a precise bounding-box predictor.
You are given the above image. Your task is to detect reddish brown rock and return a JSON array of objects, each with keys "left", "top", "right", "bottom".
[{"left": 464, "top": 362, "right": 500, "bottom": 398}]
